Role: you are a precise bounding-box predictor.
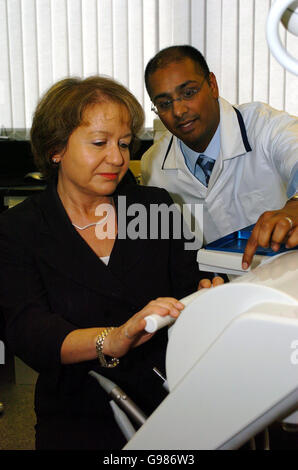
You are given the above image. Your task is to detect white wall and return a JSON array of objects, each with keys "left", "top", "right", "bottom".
[{"left": 0, "top": 0, "right": 297, "bottom": 135}]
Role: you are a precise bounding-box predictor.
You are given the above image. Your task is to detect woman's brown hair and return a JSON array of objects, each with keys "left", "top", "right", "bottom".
[{"left": 30, "top": 76, "right": 144, "bottom": 178}]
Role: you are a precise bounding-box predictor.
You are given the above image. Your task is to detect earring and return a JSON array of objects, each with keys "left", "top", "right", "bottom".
[{"left": 52, "top": 157, "right": 60, "bottom": 164}]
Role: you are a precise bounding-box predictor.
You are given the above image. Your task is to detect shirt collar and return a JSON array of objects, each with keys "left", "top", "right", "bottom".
[{"left": 179, "top": 125, "right": 220, "bottom": 173}]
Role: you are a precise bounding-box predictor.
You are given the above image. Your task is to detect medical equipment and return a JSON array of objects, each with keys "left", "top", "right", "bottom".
[
  {"left": 196, "top": 224, "right": 295, "bottom": 277},
  {"left": 89, "top": 370, "right": 147, "bottom": 427},
  {"left": 267, "top": 0, "right": 298, "bottom": 75},
  {"left": 124, "top": 251, "right": 298, "bottom": 449}
]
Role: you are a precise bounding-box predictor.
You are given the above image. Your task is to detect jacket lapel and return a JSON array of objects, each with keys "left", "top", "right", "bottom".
[
  {"left": 35, "top": 181, "right": 128, "bottom": 300},
  {"left": 35, "top": 180, "right": 147, "bottom": 303},
  {"left": 109, "top": 187, "right": 151, "bottom": 275}
]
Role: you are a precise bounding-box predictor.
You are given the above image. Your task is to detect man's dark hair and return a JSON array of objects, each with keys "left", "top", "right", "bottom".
[{"left": 145, "top": 45, "right": 210, "bottom": 97}]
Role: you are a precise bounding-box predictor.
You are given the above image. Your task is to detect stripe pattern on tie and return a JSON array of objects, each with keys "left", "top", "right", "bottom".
[{"left": 195, "top": 155, "right": 215, "bottom": 186}]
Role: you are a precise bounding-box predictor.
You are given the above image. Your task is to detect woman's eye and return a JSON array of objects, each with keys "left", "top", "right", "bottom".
[{"left": 119, "top": 142, "right": 130, "bottom": 149}]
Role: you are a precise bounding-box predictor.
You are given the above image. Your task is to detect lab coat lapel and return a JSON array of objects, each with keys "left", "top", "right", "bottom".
[
  {"left": 206, "top": 155, "right": 223, "bottom": 192},
  {"left": 208, "top": 98, "right": 252, "bottom": 191},
  {"left": 219, "top": 97, "right": 252, "bottom": 160},
  {"left": 162, "top": 137, "right": 208, "bottom": 198}
]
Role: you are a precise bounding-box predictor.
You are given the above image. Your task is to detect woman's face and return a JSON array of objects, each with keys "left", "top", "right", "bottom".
[{"left": 54, "top": 100, "right": 132, "bottom": 198}]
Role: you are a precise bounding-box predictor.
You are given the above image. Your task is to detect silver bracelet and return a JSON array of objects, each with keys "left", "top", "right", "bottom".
[{"left": 96, "top": 327, "right": 120, "bottom": 368}]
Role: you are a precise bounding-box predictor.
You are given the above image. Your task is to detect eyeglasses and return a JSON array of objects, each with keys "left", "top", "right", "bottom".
[{"left": 151, "top": 76, "right": 207, "bottom": 115}]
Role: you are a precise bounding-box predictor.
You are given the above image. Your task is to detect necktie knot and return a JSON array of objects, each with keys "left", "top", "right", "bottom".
[{"left": 196, "top": 154, "right": 215, "bottom": 186}]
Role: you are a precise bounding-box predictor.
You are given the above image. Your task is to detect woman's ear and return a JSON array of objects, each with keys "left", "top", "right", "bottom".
[{"left": 51, "top": 150, "right": 64, "bottom": 164}]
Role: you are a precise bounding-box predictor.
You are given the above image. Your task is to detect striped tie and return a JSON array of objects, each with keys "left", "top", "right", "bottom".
[{"left": 195, "top": 154, "right": 215, "bottom": 186}]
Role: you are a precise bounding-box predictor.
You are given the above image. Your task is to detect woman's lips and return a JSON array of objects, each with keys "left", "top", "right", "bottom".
[{"left": 99, "top": 173, "right": 118, "bottom": 180}]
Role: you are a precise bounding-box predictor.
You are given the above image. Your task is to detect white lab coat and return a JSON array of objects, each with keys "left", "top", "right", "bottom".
[{"left": 141, "top": 97, "right": 298, "bottom": 245}]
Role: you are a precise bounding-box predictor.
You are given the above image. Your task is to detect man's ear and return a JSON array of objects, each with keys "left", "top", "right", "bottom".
[{"left": 208, "top": 72, "right": 219, "bottom": 99}]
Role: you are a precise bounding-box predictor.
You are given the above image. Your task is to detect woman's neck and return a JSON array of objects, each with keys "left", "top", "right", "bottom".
[{"left": 57, "top": 178, "right": 114, "bottom": 223}]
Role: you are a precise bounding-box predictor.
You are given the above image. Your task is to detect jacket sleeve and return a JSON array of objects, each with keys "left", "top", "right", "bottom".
[{"left": 0, "top": 215, "right": 77, "bottom": 373}]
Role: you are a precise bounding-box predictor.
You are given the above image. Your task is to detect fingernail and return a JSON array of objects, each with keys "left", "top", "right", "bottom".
[
  {"left": 242, "top": 262, "right": 248, "bottom": 270},
  {"left": 175, "top": 302, "right": 184, "bottom": 309}
]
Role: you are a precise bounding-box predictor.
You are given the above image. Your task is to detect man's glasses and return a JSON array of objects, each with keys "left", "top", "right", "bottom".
[{"left": 151, "top": 76, "right": 207, "bottom": 115}]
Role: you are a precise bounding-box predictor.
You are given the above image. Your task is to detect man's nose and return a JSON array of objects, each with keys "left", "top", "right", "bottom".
[{"left": 172, "top": 98, "right": 188, "bottom": 118}]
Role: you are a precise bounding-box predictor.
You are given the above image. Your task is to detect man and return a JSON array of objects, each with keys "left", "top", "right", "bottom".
[{"left": 141, "top": 45, "right": 298, "bottom": 269}]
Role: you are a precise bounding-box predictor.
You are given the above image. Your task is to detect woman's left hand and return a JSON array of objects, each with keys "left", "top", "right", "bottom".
[{"left": 197, "top": 276, "right": 225, "bottom": 290}]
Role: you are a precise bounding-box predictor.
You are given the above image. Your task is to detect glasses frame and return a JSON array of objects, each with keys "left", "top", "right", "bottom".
[{"left": 151, "top": 75, "right": 208, "bottom": 115}]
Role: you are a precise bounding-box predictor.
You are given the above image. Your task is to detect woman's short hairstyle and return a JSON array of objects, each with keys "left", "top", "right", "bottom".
[{"left": 30, "top": 76, "right": 144, "bottom": 178}]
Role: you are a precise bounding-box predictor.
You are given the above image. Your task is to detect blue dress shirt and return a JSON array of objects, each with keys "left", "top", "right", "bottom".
[{"left": 179, "top": 125, "right": 221, "bottom": 185}]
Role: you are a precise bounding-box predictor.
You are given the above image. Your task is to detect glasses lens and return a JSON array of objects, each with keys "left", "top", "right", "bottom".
[
  {"left": 152, "top": 77, "right": 205, "bottom": 114},
  {"left": 181, "top": 87, "right": 199, "bottom": 100},
  {"left": 155, "top": 99, "right": 173, "bottom": 113}
]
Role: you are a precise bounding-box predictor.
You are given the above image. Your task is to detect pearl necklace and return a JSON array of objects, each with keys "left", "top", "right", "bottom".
[{"left": 72, "top": 213, "right": 109, "bottom": 230}]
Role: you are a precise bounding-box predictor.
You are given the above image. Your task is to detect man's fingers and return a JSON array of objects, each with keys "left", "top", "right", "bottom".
[
  {"left": 242, "top": 223, "right": 261, "bottom": 269},
  {"left": 198, "top": 278, "right": 212, "bottom": 289},
  {"left": 270, "top": 217, "right": 295, "bottom": 246},
  {"left": 198, "top": 277, "right": 224, "bottom": 289},
  {"left": 243, "top": 214, "right": 297, "bottom": 268},
  {"left": 286, "top": 227, "right": 298, "bottom": 248},
  {"left": 212, "top": 276, "right": 225, "bottom": 286}
]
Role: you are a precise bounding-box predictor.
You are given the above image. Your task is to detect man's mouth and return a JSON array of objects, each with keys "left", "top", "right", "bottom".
[{"left": 177, "top": 118, "right": 198, "bottom": 132}]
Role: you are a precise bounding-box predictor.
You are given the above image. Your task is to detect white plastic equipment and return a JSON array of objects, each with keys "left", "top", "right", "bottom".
[
  {"left": 196, "top": 248, "right": 267, "bottom": 276},
  {"left": 125, "top": 251, "right": 298, "bottom": 449},
  {"left": 267, "top": 0, "right": 298, "bottom": 75}
]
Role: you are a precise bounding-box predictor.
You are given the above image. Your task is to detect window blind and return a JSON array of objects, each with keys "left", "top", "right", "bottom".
[{"left": 0, "top": 0, "right": 297, "bottom": 136}]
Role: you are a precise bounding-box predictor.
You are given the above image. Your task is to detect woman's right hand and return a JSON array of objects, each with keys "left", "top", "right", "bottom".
[{"left": 103, "top": 297, "right": 184, "bottom": 359}]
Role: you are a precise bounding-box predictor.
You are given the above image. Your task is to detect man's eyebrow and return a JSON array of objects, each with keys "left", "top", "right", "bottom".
[{"left": 153, "top": 80, "right": 199, "bottom": 101}]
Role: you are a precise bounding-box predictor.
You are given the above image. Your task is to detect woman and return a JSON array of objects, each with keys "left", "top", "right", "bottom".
[{"left": 0, "top": 76, "right": 221, "bottom": 450}]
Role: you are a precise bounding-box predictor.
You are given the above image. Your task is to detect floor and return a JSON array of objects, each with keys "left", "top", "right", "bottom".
[{"left": 0, "top": 349, "right": 36, "bottom": 450}]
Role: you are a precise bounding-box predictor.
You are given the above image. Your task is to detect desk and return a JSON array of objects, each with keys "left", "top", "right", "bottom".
[{"left": 0, "top": 185, "right": 46, "bottom": 211}]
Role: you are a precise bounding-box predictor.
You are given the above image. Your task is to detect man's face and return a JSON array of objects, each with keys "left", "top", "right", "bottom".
[{"left": 148, "top": 58, "right": 220, "bottom": 153}]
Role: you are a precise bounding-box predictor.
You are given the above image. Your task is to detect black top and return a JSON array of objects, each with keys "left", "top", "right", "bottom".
[{"left": 0, "top": 179, "right": 201, "bottom": 449}]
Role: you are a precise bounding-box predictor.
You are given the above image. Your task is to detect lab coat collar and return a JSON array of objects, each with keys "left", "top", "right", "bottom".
[{"left": 219, "top": 97, "right": 252, "bottom": 160}]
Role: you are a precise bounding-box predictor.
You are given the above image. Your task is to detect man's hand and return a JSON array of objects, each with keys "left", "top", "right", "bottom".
[
  {"left": 242, "top": 201, "right": 298, "bottom": 269},
  {"left": 198, "top": 276, "right": 225, "bottom": 290}
]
